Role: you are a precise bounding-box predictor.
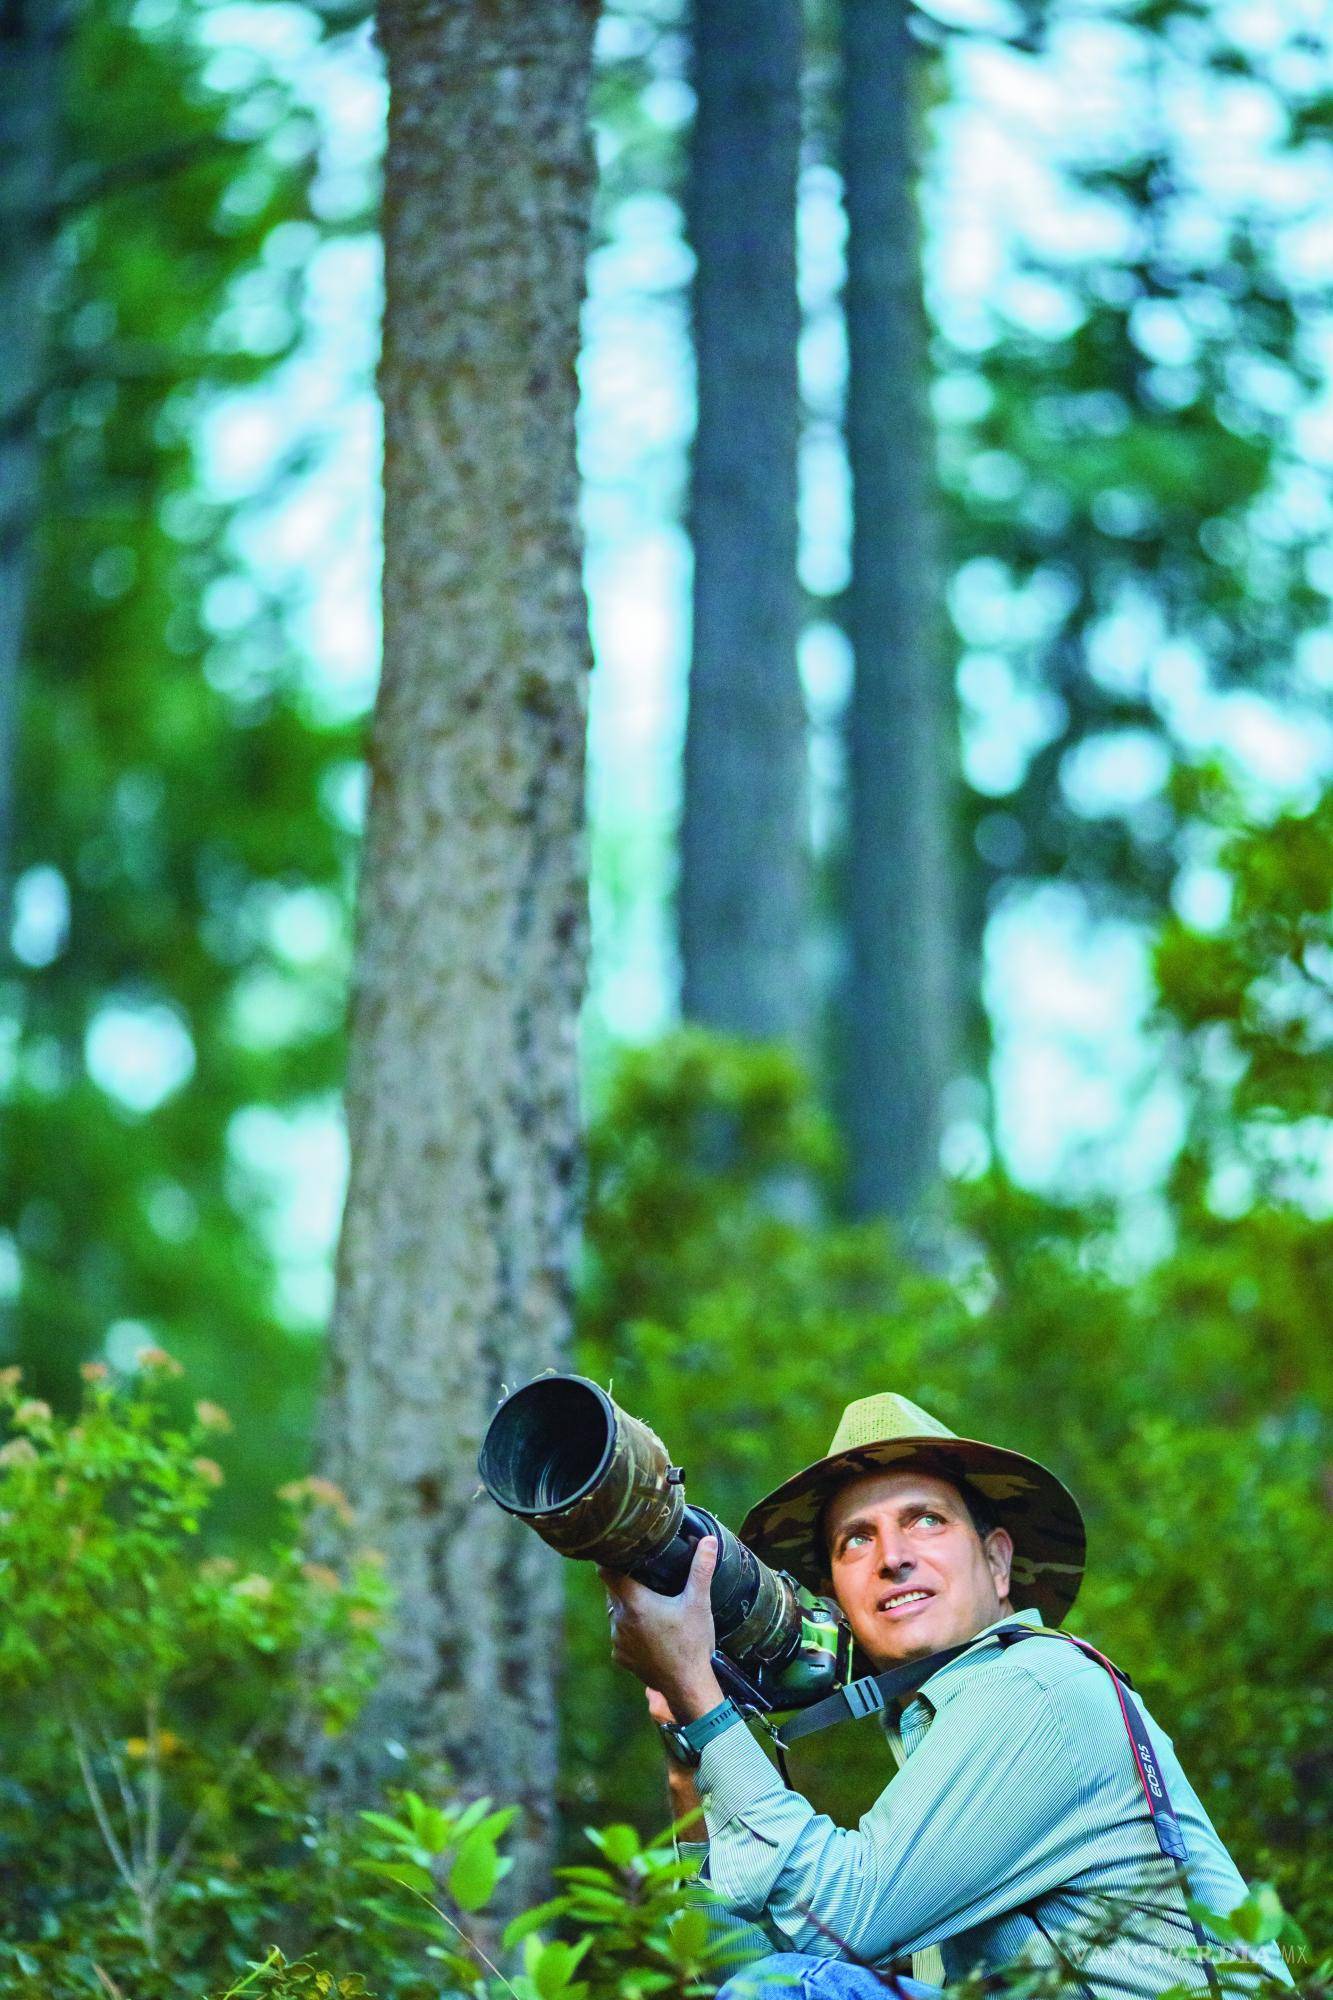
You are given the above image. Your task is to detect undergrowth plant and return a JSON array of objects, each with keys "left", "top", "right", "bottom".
[{"left": 0, "top": 1356, "right": 386, "bottom": 1997}]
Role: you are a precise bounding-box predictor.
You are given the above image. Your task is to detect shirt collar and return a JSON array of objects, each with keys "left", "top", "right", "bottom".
[{"left": 898, "top": 1606, "right": 1045, "bottom": 1722}]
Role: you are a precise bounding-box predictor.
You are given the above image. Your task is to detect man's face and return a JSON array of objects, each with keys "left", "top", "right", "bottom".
[{"left": 823, "top": 1468, "right": 1014, "bottom": 1669}]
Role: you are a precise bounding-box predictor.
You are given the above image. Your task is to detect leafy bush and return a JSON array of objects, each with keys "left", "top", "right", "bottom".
[
  {"left": 0, "top": 1356, "right": 402, "bottom": 1998},
  {"left": 358, "top": 1796, "right": 752, "bottom": 2000}
]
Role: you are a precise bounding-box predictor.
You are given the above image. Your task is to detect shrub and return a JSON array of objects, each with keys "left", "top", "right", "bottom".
[{"left": 0, "top": 1356, "right": 395, "bottom": 1998}]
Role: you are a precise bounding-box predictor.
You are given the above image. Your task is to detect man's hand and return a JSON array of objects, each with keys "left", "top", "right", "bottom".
[{"left": 598, "top": 1534, "right": 724, "bottom": 1721}]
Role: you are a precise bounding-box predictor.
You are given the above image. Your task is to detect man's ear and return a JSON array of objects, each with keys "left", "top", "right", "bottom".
[{"left": 984, "top": 1526, "right": 1014, "bottom": 1600}]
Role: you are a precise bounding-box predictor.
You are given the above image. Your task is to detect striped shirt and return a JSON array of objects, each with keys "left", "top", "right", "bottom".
[{"left": 682, "top": 1609, "right": 1289, "bottom": 1998}]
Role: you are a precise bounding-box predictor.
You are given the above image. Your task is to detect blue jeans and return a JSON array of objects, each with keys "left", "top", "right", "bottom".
[{"left": 716, "top": 1953, "right": 940, "bottom": 2000}]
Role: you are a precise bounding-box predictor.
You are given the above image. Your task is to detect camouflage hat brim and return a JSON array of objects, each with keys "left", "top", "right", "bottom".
[{"left": 739, "top": 1435, "right": 1086, "bottom": 1628}]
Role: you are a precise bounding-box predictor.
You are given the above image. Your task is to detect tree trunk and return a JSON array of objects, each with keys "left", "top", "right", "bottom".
[
  {"left": 319, "top": 0, "right": 596, "bottom": 1907},
  {"left": 839, "top": 0, "right": 957, "bottom": 1218},
  {"left": 679, "top": 0, "right": 807, "bottom": 1044},
  {"left": 0, "top": 0, "right": 63, "bottom": 926}
]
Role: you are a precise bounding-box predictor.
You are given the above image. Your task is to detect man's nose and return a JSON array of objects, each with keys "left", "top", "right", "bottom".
[{"left": 875, "top": 1535, "right": 913, "bottom": 1577}]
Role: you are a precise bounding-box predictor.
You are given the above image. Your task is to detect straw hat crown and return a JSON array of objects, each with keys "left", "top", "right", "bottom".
[{"left": 828, "top": 1393, "right": 954, "bottom": 1452}]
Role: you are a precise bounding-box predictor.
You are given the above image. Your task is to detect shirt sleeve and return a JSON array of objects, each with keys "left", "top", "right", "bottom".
[
  {"left": 695, "top": 1657, "right": 1093, "bottom": 1965},
  {"left": 674, "top": 1840, "right": 788, "bottom": 1970}
]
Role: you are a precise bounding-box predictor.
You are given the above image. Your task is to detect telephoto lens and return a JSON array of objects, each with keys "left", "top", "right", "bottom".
[{"left": 478, "top": 1372, "right": 848, "bottom": 1707}]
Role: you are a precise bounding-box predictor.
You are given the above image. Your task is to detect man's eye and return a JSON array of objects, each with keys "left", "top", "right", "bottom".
[{"left": 917, "top": 1512, "right": 944, "bottom": 1527}]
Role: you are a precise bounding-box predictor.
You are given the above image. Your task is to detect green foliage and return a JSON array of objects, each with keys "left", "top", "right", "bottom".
[
  {"left": 568, "top": 804, "right": 1332, "bottom": 1931},
  {"left": 1076, "top": 1421, "right": 1330, "bottom": 1923},
  {"left": 359, "top": 1798, "right": 749, "bottom": 2000},
  {"left": 1156, "top": 781, "right": 1333, "bottom": 1168},
  {"left": 0, "top": 1357, "right": 397, "bottom": 1998},
  {"left": 0, "top": 1362, "right": 376, "bottom": 1711},
  {"left": 5, "top": 0, "right": 368, "bottom": 1530},
  {"left": 358, "top": 1789, "right": 519, "bottom": 1931},
  {"left": 933, "top": 2, "right": 1332, "bottom": 923},
  {"left": 354, "top": 1791, "right": 525, "bottom": 1995},
  {"left": 214, "top": 1954, "right": 374, "bottom": 1999},
  {"left": 796, "top": 0, "right": 1333, "bottom": 977},
  {"left": 1190, "top": 1882, "right": 1307, "bottom": 1958},
  {"left": 590, "top": 3, "right": 689, "bottom": 220},
  {"left": 1, "top": 910, "right": 1327, "bottom": 1987},
  {"left": 938, "top": 1883, "right": 1324, "bottom": 2000}
]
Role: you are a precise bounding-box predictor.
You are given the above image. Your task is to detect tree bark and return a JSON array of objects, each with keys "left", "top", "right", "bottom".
[
  {"left": 0, "top": 0, "right": 63, "bottom": 927},
  {"left": 839, "top": 0, "right": 957, "bottom": 1217},
  {"left": 319, "top": 0, "right": 596, "bottom": 1906},
  {"left": 679, "top": 0, "right": 808, "bottom": 1044}
]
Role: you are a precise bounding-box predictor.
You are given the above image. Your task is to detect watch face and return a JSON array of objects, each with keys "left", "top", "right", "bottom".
[{"left": 660, "top": 1722, "right": 700, "bottom": 1768}]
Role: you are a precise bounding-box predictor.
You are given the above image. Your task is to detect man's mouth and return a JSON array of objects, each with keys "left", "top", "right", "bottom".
[{"left": 876, "top": 1589, "right": 933, "bottom": 1616}]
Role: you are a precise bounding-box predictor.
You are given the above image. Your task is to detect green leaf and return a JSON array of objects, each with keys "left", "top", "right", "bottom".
[
  {"left": 558, "top": 1889, "right": 627, "bottom": 1919},
  {"left": 1187, "top": 1899, "right": 1238, "bottom": 1944},
  {"left": 403, "top": 1791, "right": 452, "bottom": 1851},
  {"left": 354, "top": 1858, "right": 436, "bottom": 1897},
  {"left": 473, "top": 1803, "right": 519, "bottom": 1844},
  {"left": 359, "top": 1897, "right": 447, "bottom": 1940},
  {"left": 1225, "top": 1882, "right": 1287, "bottom": 1948},
  {"left": 584, "top": 1823, "right": 640, "bottom": 1867},
  {"left": 450, "top": 1795, "right": 495, "bottom": 1840},
  {"left": 502, "top": 1896, "right": 570, "bottom": 1950},
  {"left": 359, "top": 1810, "right": 415, "bottom": 1844},
  {"left": 665, "top": 1908, "right": 711, "bottom": 1960},
  {"left": 638, "top": 1852, "right": 703, "bottom": 1886},
  {"left": 450, "top": 1827, "right": 502, "bottom": 1911},
  {"left": 525, "top": 1936, "right": 592, "bottom": 2000}
]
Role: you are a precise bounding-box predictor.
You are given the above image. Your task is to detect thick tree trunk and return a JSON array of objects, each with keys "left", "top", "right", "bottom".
[
  {"left": 319, "top": 0, "right": 596, "bottom": 1906},
  {"left": 839, "top": 0, "right": 957, "bottom": 1218},
  {"left": 0, "top": 0, "right": 62, "bottom": 924},
  {"left": 679, "top": 0, "right": 807, "bottom": 1044}
]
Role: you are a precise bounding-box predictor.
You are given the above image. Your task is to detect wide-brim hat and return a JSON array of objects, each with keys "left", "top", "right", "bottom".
[{"left": 739, "top": 1392, "right": 1086, "bottom": 1628}]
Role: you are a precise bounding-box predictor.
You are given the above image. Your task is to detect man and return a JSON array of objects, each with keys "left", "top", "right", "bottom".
[{"left": 600, "top": 1393, "right": 1287, "bottom": 2000}]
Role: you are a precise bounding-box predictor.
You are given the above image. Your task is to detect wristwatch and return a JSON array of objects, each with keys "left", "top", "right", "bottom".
[{"left": 659, "top": 1697, "right": 743, "bottom": 1768}]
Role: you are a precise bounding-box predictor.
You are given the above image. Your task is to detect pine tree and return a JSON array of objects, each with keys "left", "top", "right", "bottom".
[
  {"left": 679, "top": 0, "right": 808, "bottom": 1044},
  {"left": 318, "top": 0, "right": 597, "bottom": 1905},
  {"left": 839, "top": 0, "right": 958, "bottom": 1217}
]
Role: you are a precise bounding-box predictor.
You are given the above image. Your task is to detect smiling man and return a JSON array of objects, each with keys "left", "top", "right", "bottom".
[
  {"left": 600, "top": 1393, "right": 1289, "bottom": 2000},
  {"left": 823, "top": 1467, "right": 1012, "bottom": 1664}
]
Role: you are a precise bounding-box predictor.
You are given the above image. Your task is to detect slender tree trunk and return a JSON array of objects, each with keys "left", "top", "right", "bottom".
[
  {"left": 679, "top": 0, "right": 807, "bottom": 1044},
  {"left": 839, "top": 0, "right": 957, "bottom": 1218},
  {"left": 319, "top": 0, "right": 596, "bottom": 1906},
  {"left": 0, "top": 0, "right": 63, "bottom": 926}
]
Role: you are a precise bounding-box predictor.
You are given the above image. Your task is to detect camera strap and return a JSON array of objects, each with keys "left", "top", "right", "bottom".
[
  {"left": 759, "top": 1621, "right": 1223, "bottom": 2000},
  {"left": 996, "top": 1627, "right": 1223, "bottom": 2000},
  {"left": 763, "top": 1634, "right": 986, "bottom": 1775}
]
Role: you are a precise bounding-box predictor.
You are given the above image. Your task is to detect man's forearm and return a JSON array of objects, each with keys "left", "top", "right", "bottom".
[
  {"left": 665, "top": 1757, "right": 705, "bottom": 1836},
  {"left": 659, "top": 1662, "right": 726, "bottom": 1722}
]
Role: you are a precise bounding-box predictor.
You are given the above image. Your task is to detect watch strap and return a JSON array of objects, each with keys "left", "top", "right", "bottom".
[{"left": 680, "top": 1696, "right": 743, "bottom": 1757}]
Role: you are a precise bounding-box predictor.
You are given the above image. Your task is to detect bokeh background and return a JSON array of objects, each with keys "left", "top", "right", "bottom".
[{"left": 2, "top": 0, "right": 1330, "bottom": 1961}]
